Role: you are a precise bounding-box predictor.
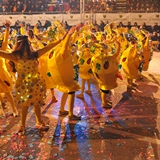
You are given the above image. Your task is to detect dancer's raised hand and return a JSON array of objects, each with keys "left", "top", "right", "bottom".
[{"left": 3, "top": 20, "right": 11, "bottom": 30}]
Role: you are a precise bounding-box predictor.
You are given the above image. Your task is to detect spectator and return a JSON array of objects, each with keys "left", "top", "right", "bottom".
[
  {"left": 93, "top": 20, "right": 99, "bottom": 31},
  {"left": 110, "top": 0, "right": 116, "bottom": 10},
  {"left": 151, "top": 31, "right": 158, "bottom": 40},
  {"left": 14, "top": 20, "right": 20, "bottom": 33},
  {"left": 118, "top": 22, "right": 124, "bottom": 28},
  {"left": 64, "top": 21, "right": 70, "bottom": 31},
  {"left": 106, "top": 0, "right": 111, "bottom": 8},
  {"left": 48, "top": 4, "right": 54, "bottom": 12},
  {"left": 151, "top": 31, "right": 160, "bottom": 50},
  {"left": 150, "top": 23, "right": 160, "bottom": 34},
  {"left": 44, "top": 20, "right": 51, "bottom": 30},
  {"left": 126, "top": 21, "right": 132, "bottom": 30},
  {"left": 37, "top": 20, "right": 42, "bottom": 30},
  {"left": 126, "top": 0, "right": 130, "bottom": 10},
  {"left": 133, "top": 22, "right": 139, "bottom": 29},
  {"left": 99, "top": 20, "right": 105, "bottom": 32},
  {"left": 140, "top": 22, "right": 148, "bottom": 31}
]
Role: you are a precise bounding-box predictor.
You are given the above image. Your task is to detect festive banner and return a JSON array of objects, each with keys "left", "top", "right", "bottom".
[
  {"left": 95, "top": 13, "right": 130, "bottom": 24},
  {"left": 45, "top": 14, "right": 63, "bottom": 23},
  {"left": 0, "top": 13, "right": 159, "bottom": 26},
  {"left": 35, "top": 14, "right": 63, "bottom": 24},
  {"left": 95, "top": 13, "right": 114, "bottom": 24},
  {"left": 63, "top": 14, "right": 81, "bottom": 25},
  {"left": 130, "top": 13, "right": 160, "bottom": 25}
]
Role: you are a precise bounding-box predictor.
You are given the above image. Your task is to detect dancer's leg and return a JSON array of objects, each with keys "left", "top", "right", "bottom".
[
  {"left": 76, "top": 79, "right": 85, "bottom": 98},
  {"left": 34, "top": 105, "right": 42, "bottom": 124},
  {"left": 50, "top": 88, "right": 58, "bottom": 103},
  {"left": 85, "top": 79, "right": 91, "bottom": 94},
  {"left": 20, "top": 106, "right": 29, "bottom": 126},
  {"left": 59, "top": 92, "right": 68, "bottom": 112},
  {"left": 5, "top": 92, "right": 18, "bottom": 115},
  {"left": 68, "top": 92, "right": 75, "bottom": 117}
]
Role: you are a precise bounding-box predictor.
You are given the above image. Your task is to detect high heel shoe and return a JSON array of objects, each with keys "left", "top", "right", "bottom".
[
  {"left": 18, "top": 126, "right": 25, "bottom": 136},
  {"left": 36, "top": 121, "right": 49, "bottom": 132}
]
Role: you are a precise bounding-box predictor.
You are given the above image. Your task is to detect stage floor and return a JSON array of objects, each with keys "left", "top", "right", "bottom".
[{"left": 0, "top": 52, "right": 160, "bottom": 160}]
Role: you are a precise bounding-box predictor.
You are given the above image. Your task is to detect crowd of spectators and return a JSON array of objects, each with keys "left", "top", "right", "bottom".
[
  {"left": 52, "top": 0, "right": 117, "bottom": 13},
  {"left": 51, "top": 0, "right": 159, "bottom": 13},
  {"left": 0, "top": 0, "right": 49, "bottom": 13},
  {"left": 0, "top": 0, "right": 159, "bottom": 13},
  {"left": 126, "top": 0, "right": 160, "bottom": 12}
]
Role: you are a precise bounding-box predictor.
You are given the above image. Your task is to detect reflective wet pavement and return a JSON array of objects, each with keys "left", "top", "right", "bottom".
[{"left": 0, "top": 52, "right": 160, "bottom": 160}]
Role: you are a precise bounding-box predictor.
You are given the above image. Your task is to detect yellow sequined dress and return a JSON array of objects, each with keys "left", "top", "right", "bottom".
[
  {"left": 29, "top": 37, "right": 57, "bottom": 89},
  {"left": 15, "top": 59, "right": 46, "bottom": 106}
]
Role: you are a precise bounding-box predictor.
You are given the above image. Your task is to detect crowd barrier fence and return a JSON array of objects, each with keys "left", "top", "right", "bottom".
[{"left": 0, "top": 12, "right": 159, "bottom": 26}]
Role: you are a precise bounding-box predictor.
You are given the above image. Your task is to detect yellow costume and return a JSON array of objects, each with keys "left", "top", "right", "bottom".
[
  {"left": 91, "top": 41, "right": 120, "bottom": 91},
  {"left": 0, "top": 58, "right": 13, "bottom": 92},
  {"left": 0, "top": 30, "right": 13, "bottom": 93},
  {"left": 47, "top": 29, "right": 81, "bottom": 119},
  {"left": 39, "top": 50, "right": 57, "bottom": 89},
  {"left": 118, "top": 34, "right": 128, "bottom": 55},
  {"left": 78, "top": 44, "right": 93, "bottom": 80},
  {"left": 121, "top": 43, "right": 142, "bottom": 80},
  {"left": 76, "top": 31, "right": 100, "bottom": 98},
  {"left": 20, "top": 26, "right": 26, "bottom": 35},
  {"left": 91, "top": 41, "right": 120, "bottom": 107},
  {"left": 141, "top": 37, "right": 152, "bottom": 71},
  {"left": 33, "top": 27, "right": 39, "bottom": 36},
  {"left": 0, "top": 27, "right": 18, "bottom": 116},
  {"left": 48, "top": 34, "right": 80, "bottom": 93}
]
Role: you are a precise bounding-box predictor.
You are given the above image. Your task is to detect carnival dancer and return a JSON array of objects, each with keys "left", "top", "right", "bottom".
[
  {"left": 0, "top": 21, "right": 62, "bottom": 135},
  {"left": 76, "top": 29, "right": 98, "bottom": 99},
  {"left": 47, "top": 25, "right": 82, "bottom": 120},
  {"left": 141, "top": 32, "right": 152, "bottom": 71},
  {"left": 91, "top": 38, "right": 120, "bottom": 108},
  {"left": 0, "top": 20, "right": 18, "bottom": 117},
  {"left": 120, "top": 34, "right": 143, "bottom": 88},
  {"left": 28, "top": 29, "right": 58, "bottom": 104}
]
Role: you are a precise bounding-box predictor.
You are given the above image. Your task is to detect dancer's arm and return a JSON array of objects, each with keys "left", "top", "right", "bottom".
[
  {"left": 37, "top": 29, "right": 69, "bottom": 57},
  {"left": 0, "top": 20, "right": 16, "bottom": 60},
  {"left": 1, "top": 20, "right": 11, "bottom": 51},
  {"left": 112, "top": 40, "right": 120, "bottom": 59},
  {"left": 71, "top": 24, "right": 82, "bottom": 43},
  {"left": 144, "top": 35, "right": 150, "bottom": 50},
  {"left": 60, "top": 26, "right": 75, "bottom": 59},
  {"left": 71, "top": 30, "right": 78, "bottom": 44},
  {"left": 0, "top": 50, "right": 14, "bottom": 61},
  {"left": 37, "top": 39, "right": 62, "bottom": 58}
]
